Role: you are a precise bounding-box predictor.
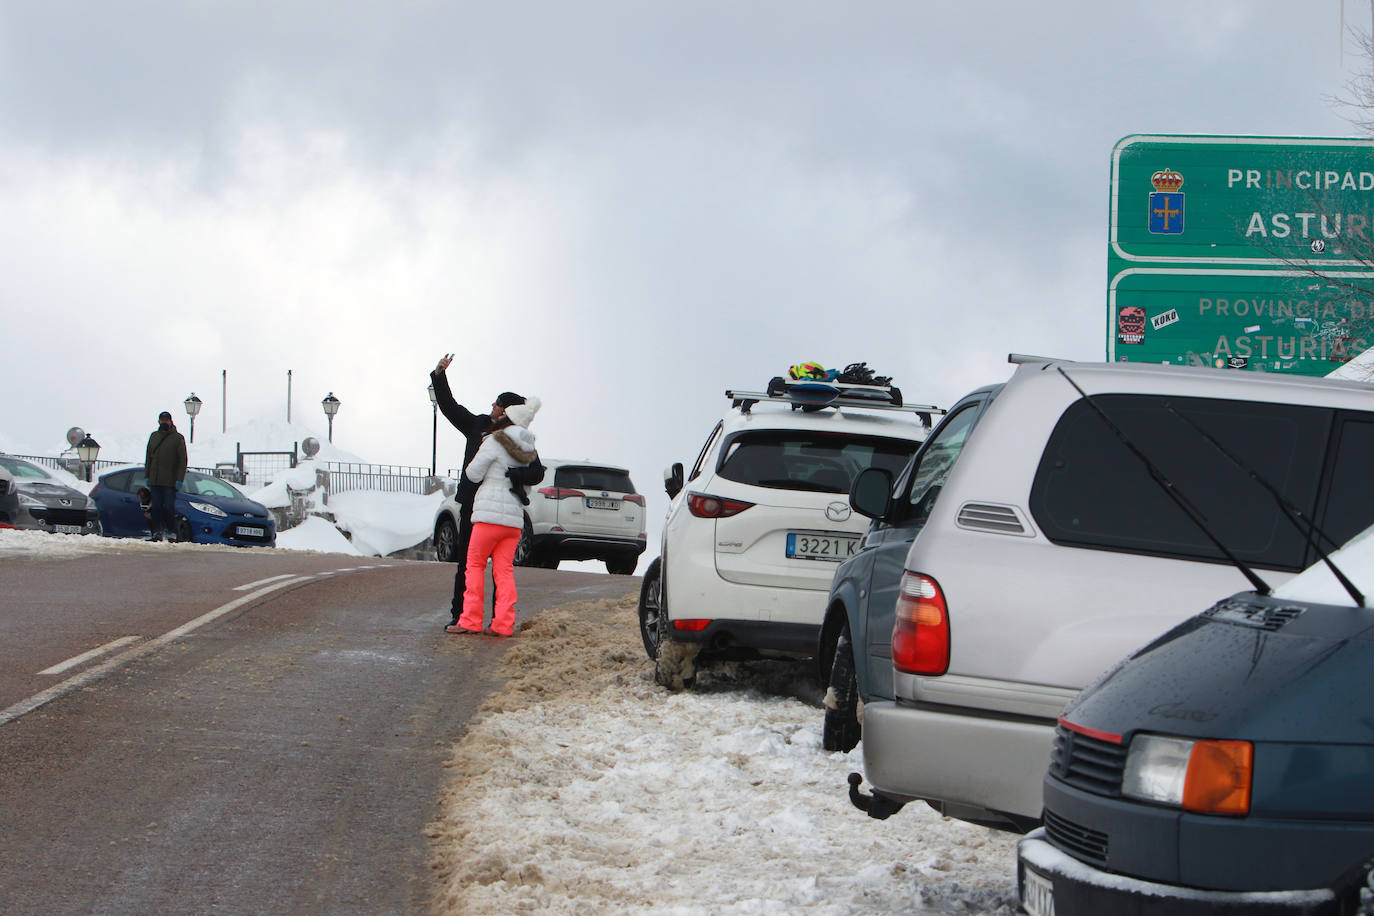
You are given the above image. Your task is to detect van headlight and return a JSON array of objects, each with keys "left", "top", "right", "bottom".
[
  {"left": 1122, "top": 733, "right": 1252, "bottom": 815},
  {"left": 188, "top": 501, "right": 228, "bottom": 518}
]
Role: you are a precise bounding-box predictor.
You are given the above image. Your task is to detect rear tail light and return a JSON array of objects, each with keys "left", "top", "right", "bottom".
[
  {"left": 687, "top": 493, "right": 753, "bottom": 518},
  {"left": 673, "top": 619, "right": 712, "bottom": 632},
  {"left": 539, "top": 487, "right": 586, "bottom": 500},
  {"left": 622, "top": 494, "right": 646, "bottom": 507},
  {"left": 892, "top": 572, "right": 950, "bottom": 675}
]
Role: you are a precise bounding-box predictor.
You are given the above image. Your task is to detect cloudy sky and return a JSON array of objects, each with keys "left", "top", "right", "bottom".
[{"left": 1, "top": 2, "right": 1367, "bottom": 498}]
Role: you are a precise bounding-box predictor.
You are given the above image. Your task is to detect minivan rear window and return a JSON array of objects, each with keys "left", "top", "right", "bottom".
[
  {"left": 1031, "top": 395, "right": 1331, "bottom": 570},
  {"left": 554, "top": 466, "right": 637, "bottom": 494},
  {"left": 717, "top": 431, "right": 918, "bottom": 494}
]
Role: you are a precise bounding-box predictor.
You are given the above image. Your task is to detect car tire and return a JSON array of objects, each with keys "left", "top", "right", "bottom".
[
  {"left": 175, "top": 518, "right": 194, "bottom": 545},
  {"left": 822, "top": 622, "right": 862, "bottom": 752},
  {"left": 643, "top": 559, "right": 699, "bottom": 689},
  {"left": 513, "top": 515, "right": 534, "bottom": 567},
  {"left": 535, "top": 556, "right": 560, "bottom": 570},
  {"left": 434, "top": 516, "right": 459, "bottom": 563},
  {"left": 638, "top": 558, "right": 663, "bottom": 660},
  {"left": 605, "top": 557, "right": 637, "bottom": 575}
]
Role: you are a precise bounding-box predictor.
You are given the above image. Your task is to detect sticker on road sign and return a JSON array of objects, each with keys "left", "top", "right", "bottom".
[
  {"left": 1118, "top": 306, "right": 1146, "bottom": 345},
  {"left": 1150, "top": 308, "right": 1179, "bottom": 331}
]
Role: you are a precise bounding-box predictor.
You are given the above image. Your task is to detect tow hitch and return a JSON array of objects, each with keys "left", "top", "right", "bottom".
[{"left": 847, "top": 772, "right": 905, "bottom": 820}]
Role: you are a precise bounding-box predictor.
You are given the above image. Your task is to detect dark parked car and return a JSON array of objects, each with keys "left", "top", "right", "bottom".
[
  {"left": 1018, "top": 528, "right": 1374, "bottom": 915},
  {"left": 90, "top": 465, "right": 276, "bottom": 547},
  {"left": 0, "top": 454, "right": 102, "bottom": 535},
  {"left": 0, "top": 465, "right": 19, "bottom": 530}
]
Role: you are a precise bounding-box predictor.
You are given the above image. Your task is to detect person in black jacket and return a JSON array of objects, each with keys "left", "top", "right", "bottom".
[
  {"left": 145, "top": 410, "right": 188, "bottom": 542},
  {"left": 431, "top": 354, "right": 545, "bottom": 627}
]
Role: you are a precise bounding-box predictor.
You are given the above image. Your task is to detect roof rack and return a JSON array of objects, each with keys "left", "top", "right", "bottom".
[{"left": 725, "top": 381, "right": 944, "bottom": 428}]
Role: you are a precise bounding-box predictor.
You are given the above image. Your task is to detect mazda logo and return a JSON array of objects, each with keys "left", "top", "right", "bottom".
[{"left": 825, "top": 501, "right": 851, "bottom": 522}]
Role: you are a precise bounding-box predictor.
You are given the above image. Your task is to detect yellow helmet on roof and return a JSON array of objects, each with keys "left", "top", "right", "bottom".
[{"left": 788, "top": 361, "right": 828, "bottom": 381}]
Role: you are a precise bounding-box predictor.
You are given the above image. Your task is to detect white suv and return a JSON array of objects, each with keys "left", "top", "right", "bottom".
[
  {"left": 433, "top": 458, "right": 646, "bottom": 574},
  {"left": 847, "top": 356, "right": 1374, "bottom": 832},
  {"left": 638, "top": 382, "right": 936, "bottom": 688}
]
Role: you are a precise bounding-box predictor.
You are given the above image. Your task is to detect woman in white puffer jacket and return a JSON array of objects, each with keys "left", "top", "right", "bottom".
[{"left": 447, "top": 396, "right": 540, "bottom": 637}]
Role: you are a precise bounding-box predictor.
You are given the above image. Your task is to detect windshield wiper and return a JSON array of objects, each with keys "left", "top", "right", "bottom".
[
  {"left": 1057, "top": 368, "right": 1272, "bottom": 596},
  {"left": 1162, "top": 401, "right": 1364, "bottom": 607}
]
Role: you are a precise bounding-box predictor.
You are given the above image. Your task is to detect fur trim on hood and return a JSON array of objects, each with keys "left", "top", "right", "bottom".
[{"left": 493, "top": 428, "right": 537, "bottom": 464}]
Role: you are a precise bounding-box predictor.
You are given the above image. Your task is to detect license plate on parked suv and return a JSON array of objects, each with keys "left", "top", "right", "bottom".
[
  {"left": 585, "top": 497, "right": 619, "bottom": 510},
  {"left": 786, "top": 532, "right": 858, "bottom": 561}
]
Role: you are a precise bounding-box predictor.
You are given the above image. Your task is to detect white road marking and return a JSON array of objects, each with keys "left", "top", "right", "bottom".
[
  {"left": 0, "top": 574, "right": 317, "bottom": 727},
  {"left": 39, "top": 636, "right": 143, "bottom": 675},
  {"left": 232, "top": 573, "right": 300, "bottom": 591}
]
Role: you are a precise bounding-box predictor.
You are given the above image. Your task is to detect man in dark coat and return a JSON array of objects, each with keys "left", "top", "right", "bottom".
[
  {"left": 431, "top": 354, "right": 545, "bottom": 627},
  {"left": 145, "top": 410, "right": 188, "bottom": 541}
]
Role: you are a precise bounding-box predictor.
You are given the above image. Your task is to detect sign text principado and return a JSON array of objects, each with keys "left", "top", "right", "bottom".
[{"left": 1108, "top": 134, "right": 1374, "bottom": 375}]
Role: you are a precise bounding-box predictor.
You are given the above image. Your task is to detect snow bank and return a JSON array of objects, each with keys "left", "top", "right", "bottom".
[
  {"left": 275, "top": 516, "right": 364, "bottom": 556},
  {"left": 429, "top": 597, "right": 1021, "bottom": 914},
  {"left": 326, "top": 489, "right": 442, "bottom": 557}
]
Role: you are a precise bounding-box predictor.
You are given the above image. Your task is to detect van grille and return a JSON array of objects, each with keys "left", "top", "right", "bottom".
[
  {"left": 1043, "top": 808, "right": 1109, "bottom": 864},
  {"left": 1049, "top": 724, "right": 1126, "bottom": 797},
  {"left": 955, "top": 502, "right": 1027, "bottom": 534}
]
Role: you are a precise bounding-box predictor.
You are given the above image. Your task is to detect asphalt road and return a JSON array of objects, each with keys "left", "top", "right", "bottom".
[{"left": 0, "top": 547, "right": 637, "bottom": 914}]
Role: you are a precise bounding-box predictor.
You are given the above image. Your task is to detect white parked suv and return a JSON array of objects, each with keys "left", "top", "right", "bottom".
[
  {"left": 845, "top": 355, "right": 1374, "bottom": 832},
  {"left": 638, "top": 381, "right": 937, "bottom": 688},
  {"left": 433, "top": 458, "right": 646, "bottom": 574}
]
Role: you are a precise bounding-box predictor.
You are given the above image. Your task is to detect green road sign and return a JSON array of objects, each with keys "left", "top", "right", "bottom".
[
  {"left": 1108, "top": 135, "right": 1374, "bottom": 372},
  {"left": 1109, "top": 267, "right": 1374, "bottom": 374}
]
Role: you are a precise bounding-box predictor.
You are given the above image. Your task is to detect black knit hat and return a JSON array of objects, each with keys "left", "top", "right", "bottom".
[{"left": 496, "top": 392, "right": 525, "bottom": 408}]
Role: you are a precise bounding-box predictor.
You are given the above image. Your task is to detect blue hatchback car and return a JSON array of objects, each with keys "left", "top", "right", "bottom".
[{"left": 91, "top": 466, "right": 276, "bottom": 547}]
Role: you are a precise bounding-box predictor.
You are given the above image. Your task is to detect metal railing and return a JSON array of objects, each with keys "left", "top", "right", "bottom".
[
  {"left": 5, "top": 453, "right": 222, "bottom": 480},
  {"left": 6, "top": 452, "right": 443, "bottom": 498},
  {"left": 321, "top": 462, "right": 440, "bottom": 496},
  {"left": 237, "top": 444, "right": 297, "bottom": 489}
]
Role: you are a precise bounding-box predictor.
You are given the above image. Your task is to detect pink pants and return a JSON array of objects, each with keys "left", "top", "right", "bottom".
[{"left": 458, "top": 521, "right": 520, "bottom": 635}]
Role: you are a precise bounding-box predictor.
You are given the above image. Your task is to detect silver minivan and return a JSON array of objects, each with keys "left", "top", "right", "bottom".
[{"left": 848, "top": 356, "right": 1374, "bottom": 832}]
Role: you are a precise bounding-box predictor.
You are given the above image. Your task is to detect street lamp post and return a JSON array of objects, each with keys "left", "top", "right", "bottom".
[
  {"left": 184, "top": 393, "right": 203, "bottom": 443},
  {"left": 75, "top": 434, "right": 100, "bottom": 483},
  {"left": 322, "top": 392, "right": 341, "bottom": 443},
  {"left": 427, "top": 383, "right": 438, "bottom": 476}
]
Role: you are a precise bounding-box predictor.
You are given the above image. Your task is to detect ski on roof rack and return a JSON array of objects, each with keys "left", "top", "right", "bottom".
[{"left": 724, "top": 381, "right": 944, "bottom": 428}]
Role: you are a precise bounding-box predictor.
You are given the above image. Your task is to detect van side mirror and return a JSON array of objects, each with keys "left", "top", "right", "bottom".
[
  {"left": 664, "top": 462, "right": 684, "bottom": 500},
  {"left": 850, "top": 467, "right": 894, "bottom": 520}
]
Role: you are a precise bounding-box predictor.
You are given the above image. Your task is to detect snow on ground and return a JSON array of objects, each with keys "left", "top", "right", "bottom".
[
  {"left": 430, "top": 595, "right": 1021, "bottom": 915},
  {"left": 1, "top": 529, "right": 1023, "bottom": 912}
]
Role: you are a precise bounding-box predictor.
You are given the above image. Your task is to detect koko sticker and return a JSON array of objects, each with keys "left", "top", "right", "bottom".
[
  {"left": 1118, "top": 306, "right": 1146, "bottom": 345},
  {"left": 1150, "top": 308, "right": 1180, "bottom": 331}
]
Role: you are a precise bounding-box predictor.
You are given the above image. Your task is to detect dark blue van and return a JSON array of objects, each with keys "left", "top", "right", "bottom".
[{"left": 1018, "top": 528, "right": 1374, "bottom": 914}]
